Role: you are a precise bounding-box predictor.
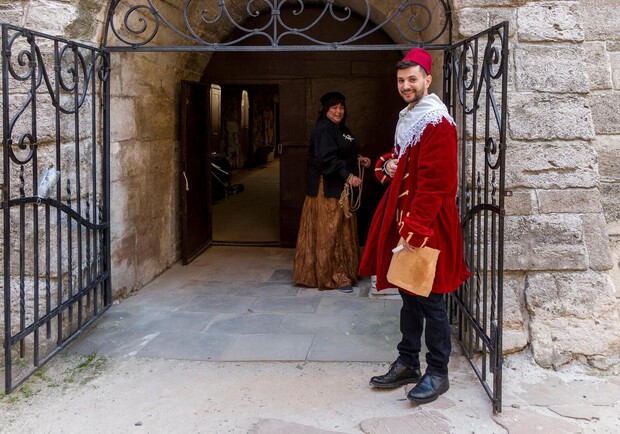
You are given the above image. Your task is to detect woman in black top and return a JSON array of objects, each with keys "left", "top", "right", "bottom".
[{"left": 293, "top": 92, "right": 371, "bottom": 292}]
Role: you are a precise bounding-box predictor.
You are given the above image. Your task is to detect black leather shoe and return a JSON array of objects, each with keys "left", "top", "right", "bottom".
[
  {"left": 369, "top": 360, "right": 421, "bottom": 388},
  {"left": 406, "top": 373, "right": 449, "bottom": 404}
]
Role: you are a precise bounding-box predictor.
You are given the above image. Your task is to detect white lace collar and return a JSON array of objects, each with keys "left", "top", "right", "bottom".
[{"left": 395, "top": 93, "right": 454, "bottom": 159}]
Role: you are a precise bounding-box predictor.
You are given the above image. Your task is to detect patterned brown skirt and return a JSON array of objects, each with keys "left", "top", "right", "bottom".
[{"left": 293, "top": 179, "right": 359, "bottom": 290}]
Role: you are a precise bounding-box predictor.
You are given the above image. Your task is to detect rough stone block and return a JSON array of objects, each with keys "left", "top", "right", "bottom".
[
  {"left": 530, "top": 314, "right": 620, "bottom": 369},
  {"left": 453, "top": 0, "right": 523, "bottom": 7},
  {"left": 506, "top": 142, "right": 597, "bottom": 189},
  {"left": 612, "top": 53, "right": 620, "bottom": 90},
  {"left": 504, "top": 190, "right": 534, "bottom": 215},
  {"left": 593, "top": 135, "right": 620, "bottom": 182},
  {"left": 515, "top": 44, "right": 587, "bottom": 93},
  {"left": 110, "top": 97, "right": 137, "bottom": 141},
  {"left": 503, "top": 329, "right": 529, "bottom": 354},
  {"left": 0, "top": 2, "right": 27, "bottom": 27},
  {"left": 135, "top": 97, "right": 177, "bottom": 141},
  {"left": 517, "top": 1, "right": 584, "bottom": 42},
  {"left": 504, "top": 215, "right": 587, "bottom": 271},
  {"left": 599, "top": 182, "right": 620, "bottom": 224},
  {"left": 24, "top": 0, "right": 79, "bottom": 36},
  {"left": 503, "top": 272, "right": 526, "bottom": 327},
  {"left": 579, "top": 0, "right": 620, "bottom": 41},
  {"left": 537, "top": 189, "right": 603, "bottom": 214},
  {"left": 456, "top": 8, "right": 490, "bottom": 38},
  {"left": 581, "top": 213, "right": 614, "bottom": 271},
  {"left": 526, "top": 271, "right": 617, "bottom": 319},
  {"left": 589, "top": 93, "right": 620, "bottom": 135},
  {"left": 584, "top": 42, "right": 613, "bottom": 91},
  {"left": 509, "top": 93, "right": 595, "bottom": 141}
]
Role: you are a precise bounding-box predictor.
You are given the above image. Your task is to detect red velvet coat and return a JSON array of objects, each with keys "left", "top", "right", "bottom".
[{"left": 359, "top": 118, "right": 470, "bottom": 294}]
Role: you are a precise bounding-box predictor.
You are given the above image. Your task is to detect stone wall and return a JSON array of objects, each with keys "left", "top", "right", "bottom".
[{"left": 454, "top": 0, "right": 620, "bottom": 370}]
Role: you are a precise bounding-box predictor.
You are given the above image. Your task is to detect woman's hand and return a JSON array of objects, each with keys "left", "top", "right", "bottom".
[
  {"left": 358, "top": 155, "right": 371, "bottom": 168},
  {"left": 347, "top": 174, "right": 362, "bottom": 187}
]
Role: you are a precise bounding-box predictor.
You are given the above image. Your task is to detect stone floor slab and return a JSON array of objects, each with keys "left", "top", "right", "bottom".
[
  {"left": 219, "top": 333, "right": 314, "bottom": 361},
  {"left": 308, "top": 334, "right": 398, "bottom": 362},
  {"left": 360, "top": 411, "right": 451, "bottom": 434},
  {"left": 249, "top": 418, "right": 342, "bottom": 434},
  {"left": 493, "top": 408, "right": 582, "bottom": 433}
]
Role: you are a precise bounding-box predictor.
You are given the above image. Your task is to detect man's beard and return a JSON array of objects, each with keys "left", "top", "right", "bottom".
[{"left": 403, "top": 88, "right": 424, "bottom": 105}]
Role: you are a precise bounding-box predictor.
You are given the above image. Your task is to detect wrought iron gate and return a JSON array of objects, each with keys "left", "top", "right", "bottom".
[
  {"left": 443, "top": 22, "right": 509, "bottom": 413},
  {"left": 1, "top": 1, "right": 507, "bottom": 411},
  {"left": 1, "top": 24, "right": 111, "bottom": 393}
]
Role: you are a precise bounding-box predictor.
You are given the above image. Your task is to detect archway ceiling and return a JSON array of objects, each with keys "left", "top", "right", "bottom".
[{"left": 103, "top": 0, "right": 451, "bottom": 52}]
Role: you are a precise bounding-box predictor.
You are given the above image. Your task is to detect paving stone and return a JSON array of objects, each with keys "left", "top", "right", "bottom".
[
  {"left": 517, "top": 376, "right": 620, "bottom": 406},
  {"left": 269, "top": 269, "right": 293, "bottom": 282},
  {"left": 250, "top": 295, "right": 321, "bottom": 314},
  {"left": 204, "top": 313, "right": 284, "bottom": 334},
  {"left": 249, "top": 418, "right": 341, "bottom": 434},
  {"left": 493, "top": 408, "right": 582, "bottom": 433},
  {"left": 308, "top": 334, "right": 398, "bottom": 362},
  {"left": 135, "top": 331, "right": 233, "bottom": 360},
  {"left": 219, "top": 333, "right": 314, "bottom": 361},
  {"left": 548, "top": 405, "right": 609, "bottom": 421},
  {"left": 178, "top": 294, "right": 256, "bottom": 313},
  {"left": 360, "top": 411, "right": 451, "bottom": 434}
]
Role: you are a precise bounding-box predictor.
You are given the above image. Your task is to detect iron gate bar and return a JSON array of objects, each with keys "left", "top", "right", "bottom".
[
  {"left": 443, "top": 21, "right": 508, "bottom": 414},
  {"left": 104, "top": 0, "right": 452, "bottom": 51},
  {"left": 2, "top": 23, "right": 112, "bottom": 393}
]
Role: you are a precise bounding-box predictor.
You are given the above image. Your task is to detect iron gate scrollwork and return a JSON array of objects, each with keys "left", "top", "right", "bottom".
[
  {"left": 1, "top": 24, "right": 112, "bottom": 393},
  {"left": 104, "top": 0, "right": 453, "bottom": 51},
  {"left": 443, "top": 21, "right": 509, "bottom": 414}
]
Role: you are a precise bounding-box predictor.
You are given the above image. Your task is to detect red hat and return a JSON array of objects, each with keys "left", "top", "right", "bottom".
[{"left": 402, "top": 48, "right": 432, "bottom": 75}]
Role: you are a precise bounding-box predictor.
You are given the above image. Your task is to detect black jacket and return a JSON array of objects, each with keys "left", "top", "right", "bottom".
[{"left": 307, "top": 118, "right": 358, "bottom": 198}]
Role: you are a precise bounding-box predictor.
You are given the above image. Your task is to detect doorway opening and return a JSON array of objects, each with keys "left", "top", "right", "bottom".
[{"left": 211, "top": 85, "right": 281, "bottom": 245}]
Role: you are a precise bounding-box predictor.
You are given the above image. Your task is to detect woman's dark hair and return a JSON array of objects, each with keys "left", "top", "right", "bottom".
[{"left": 318, "top": 91, "right": 347, "bottom": 124}]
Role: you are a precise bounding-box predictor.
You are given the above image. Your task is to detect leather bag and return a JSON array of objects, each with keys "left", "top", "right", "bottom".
[{"left": 386, "top": 238, "right": 440, "bottom": 297}]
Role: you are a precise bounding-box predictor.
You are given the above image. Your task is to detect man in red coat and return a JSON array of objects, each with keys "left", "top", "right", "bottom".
[{"left": 359, "top": 48, "right": 470, "bottom": 404}]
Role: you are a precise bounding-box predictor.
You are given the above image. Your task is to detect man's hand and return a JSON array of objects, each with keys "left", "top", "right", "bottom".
[
  {"left": 347, "top": 174, "right": 362, "bottom": 187},
  {"left": 386, "top": 159, "right": 398, "bottom": 177},
  {"left": 402, "top": 241, "right": 418, "bottom": 252}
]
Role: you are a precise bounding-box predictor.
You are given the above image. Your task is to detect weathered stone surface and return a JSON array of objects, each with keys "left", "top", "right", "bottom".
[
  {"left": 509, "top": 93, "right": 595, "bottom": 141},
  {"left": 516, "top": 375, "right": 620, "bottom": 406},
  {"left": 592, "top": 135, "right": 620, "bottom": 182},
  {"left": 504, "top": 215, "right": 587, "bottom": 271},
  {"left": 457, "top": 7, "right": 516, "bottom": 39},
  {"left": 589, "top": 93, "right": 620, "bottom": 135},
  {"left": 506, "top": 142, "right": 597, "bottom": 190},
  {"left": 599, "top": 183, "right": 620, "bottom": 224},
  {"left": 537, "top": 189, "right": 602, "bottom": 214},
  {"left": 360, "top": 412, "right": 451, "bottom": 434},
  {"left": 579, "top": 0, "right": 620, "bottom": 41},
  {"left": 503, "top": 329, "right": 529, "bottom": 354},
  {"left": 549, "top": 404, "right": 610, "bottom": 421},
  {"left": 502, "top": 273, "right": 529, "bottom": 354},
  {"left": 611, "top": 50, "right": 620, "bottom": 90},
  {"left": 517, "top": 1, "right": 584, "bottom": 42},
  {"left": 504, "top": 190, "right": 534, "bottom": 215},
  {"left": 527, "top": 271, "right": 620, "bottom": 367},
  {"left": 581, "top": 213, "right": 614, "bottom": 271},
  {"left": 110, "top": 97, "right": 137, "bottom": 141},
  {"left": 453, "top": 0, "right": 520, "bottom": 7},
  {"left": 135, "top": 97, "right": 177, "bottom": 141},
  {"left": 24, "top": 0, "right": 80, "bottom": 36},
  {"left": 584, "top": 42, "right": 613, "bottom": 91},
  {"left": 494, "top": 408, "right": 582, "bottom": 433},
  {"left": 250, "top": 419, "right": 340, "bottom": 434},
  {"left": 0, "top": 1, "right": 27, "bottom": 26},
  {"left": 515, "top": 44, "right": 588, "bottom": 93},
  {"left": 526, "top": 271, "right": 617, "bottom": 319},
  {"left": 531, "top": 315, "right": 620, "bottom": 369}
]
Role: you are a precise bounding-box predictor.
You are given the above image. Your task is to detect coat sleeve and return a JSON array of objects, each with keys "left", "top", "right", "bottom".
[
  {"left": 315, "top": 124, "right": 349, "bottom": 181},
  {"left": 374, "top": 151, "right": 397, "bottom": 185},
  {"left": 399, "top": 119, "right": 458, "bottom": 248}
]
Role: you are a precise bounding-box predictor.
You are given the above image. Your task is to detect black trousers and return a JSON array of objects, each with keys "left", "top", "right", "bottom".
[{"left": 396, "top": 290, "right": 451, "bottom": 377}]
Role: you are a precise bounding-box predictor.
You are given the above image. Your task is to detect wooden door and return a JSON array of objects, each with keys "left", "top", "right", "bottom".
[{"left": 180, "top": 81, "right": 215, "bottom": 263}]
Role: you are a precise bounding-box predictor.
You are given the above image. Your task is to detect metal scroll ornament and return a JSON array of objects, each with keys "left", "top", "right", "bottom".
[{"left": 104, "top": 0, "right": 452, "bottom": 51}]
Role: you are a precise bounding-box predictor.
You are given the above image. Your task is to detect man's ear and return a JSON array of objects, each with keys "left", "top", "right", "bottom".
[{"left": 426, "top": 74, "right": 433, "bottom": 88}]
